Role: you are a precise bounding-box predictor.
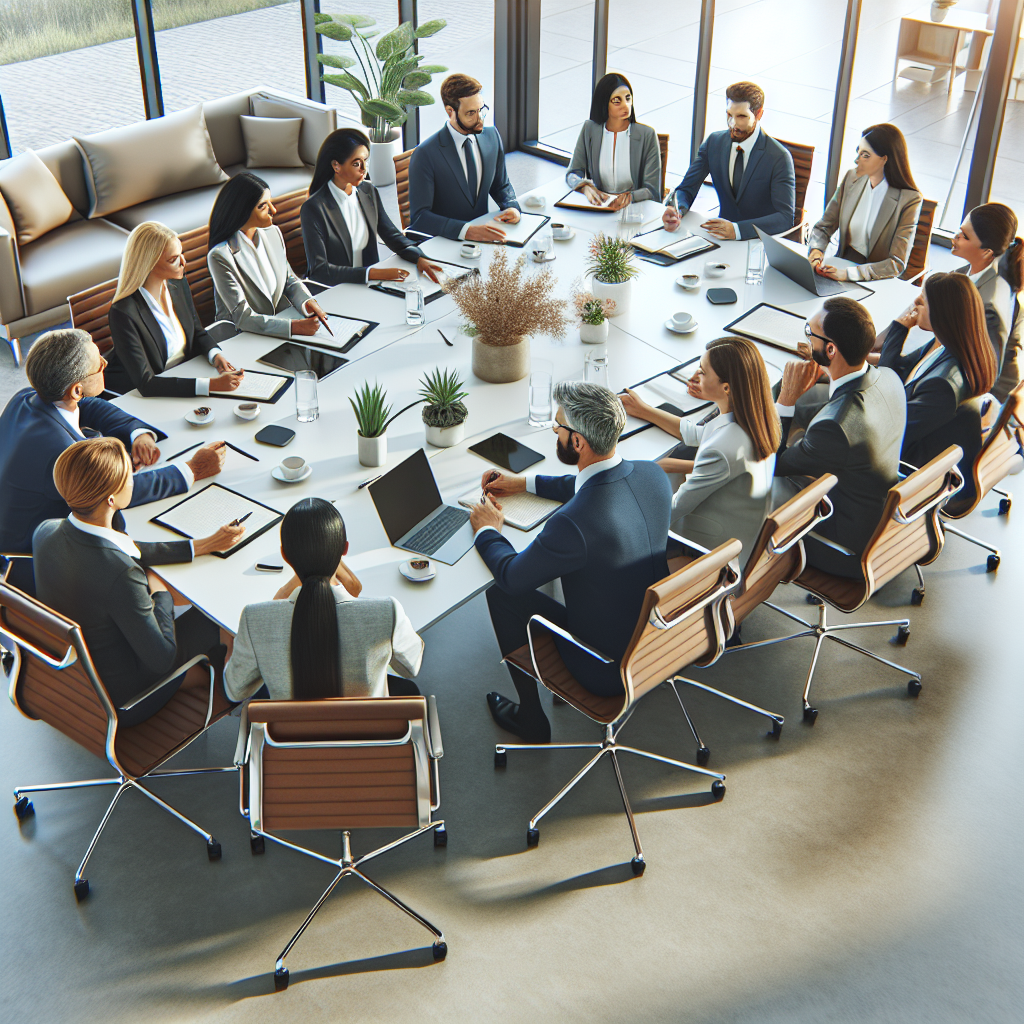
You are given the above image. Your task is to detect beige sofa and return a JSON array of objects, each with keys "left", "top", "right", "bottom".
[{"left": 0, "top": 87, "right": 336, "bottom": 362}]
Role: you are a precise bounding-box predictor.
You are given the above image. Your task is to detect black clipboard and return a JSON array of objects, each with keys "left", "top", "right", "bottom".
[
  {"left": 321, "top": 312, "right": 380, "bottom": 354},
  {"left": 554, "top": 190, "right": 620, "bottom": 213},
  {"left": 630, "top": 226, "right": 720, "bottom": 266},
  {"left": 724, "top": 302, "right": 807, "bottom": 356},
  {"left": 369, "top": 259, "right": 479, "bottom": 303},
  {"left": 205, "top": 369, "right": 293, "bottom": 404},
  {"left": 500, "top": 212, "right": 550, "bottom": 248},
  {"left": 618, "top": 356, "right": 712, "bottom": 440},
  {"left": 149, "top": 483, "right": 284, "bottom": 559}
]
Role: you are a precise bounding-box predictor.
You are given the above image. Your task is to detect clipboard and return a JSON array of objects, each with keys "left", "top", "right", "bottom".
[
  {"left": 725, "top": 302, "right": 808, "bottom": 355},
  {"left": 205, "top": 369, "right": 293, "bottom": 404},
  {"left": 618, "top": 356, "right": 712, "bottom": 440},
  {"left": 630, "top": 225, "right": 720, "bottom": 266},
  {"left": 318, "top": 313, "right": 380, "bottom": 354},
  {"left": 555, "top": 190, "right": 621, "bottom": 213},
  {"left": 369, "top": 259, "right": 479, "bottom": 303}
]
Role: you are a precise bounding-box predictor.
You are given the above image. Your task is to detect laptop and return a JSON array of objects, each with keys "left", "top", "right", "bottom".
[
  {"left": 367, "top": 448, "right": 475, "bottom": 565},
  {"left": 755, "top": 225, "right": 849, "bottom": 296}
]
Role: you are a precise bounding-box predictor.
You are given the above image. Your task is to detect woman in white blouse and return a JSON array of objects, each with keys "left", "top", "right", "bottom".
[
  {"left": 621, "top": 336, "right": 781, "bottom": 562},
  {"left": 565, "top": 73, "right": 662, "bottom": 210},
  {"left": 807, "top": 123, "right": 922, "bottom": 282},
  {"left": 106, "top": 221, "right": 243, "bottom": 398}
]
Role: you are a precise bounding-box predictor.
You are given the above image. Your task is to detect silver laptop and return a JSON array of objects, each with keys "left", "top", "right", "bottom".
[
  {"left": 755, "top": 226, "right": 848, "bottom": 296},
  {"left": 367, "top": 448, "right": 474, "bottom": 565}
]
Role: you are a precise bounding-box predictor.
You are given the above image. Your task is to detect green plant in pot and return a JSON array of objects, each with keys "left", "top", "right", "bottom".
[
  {"left": 420, "top": 368, "right": 469, "bottom": 447},
  {"left": 350, "top": 380, "right": 391, "bottom": 467},
  {"left": 586, "top": 232, "right": 639, "bottom": 317},
  {"left": 572, "top": 280, "right": 616, "bottom": 343}
]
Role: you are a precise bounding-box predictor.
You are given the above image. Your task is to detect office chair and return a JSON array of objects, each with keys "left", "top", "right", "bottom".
[
  {"left": 775, "top": 138, "right": 815, "bottom": 243},
  {"left": 68, "top": 277, "right": 118, "bottom": 356},
  {"left": 901, "top": 198, "right": 938, "bottom": 283}
]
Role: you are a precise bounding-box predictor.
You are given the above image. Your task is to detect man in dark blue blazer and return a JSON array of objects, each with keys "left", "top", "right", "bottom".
[
  {"left": 407, "top": 73, "right": 522, "bottom": 242},
  {"left": 0, "top": 329, "right": 226, "bottom": 590},
  {"left": 663, "top": 81, "right": 795, "bottom": 242},
  {"left": 469, "top": 382, "right": 672, "bottom": 743}
]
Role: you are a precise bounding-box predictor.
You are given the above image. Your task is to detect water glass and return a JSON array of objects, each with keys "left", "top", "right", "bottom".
[
  {"left": 531, "top": 228, "right": 552, "bottom": 263},
  {"left": 528, "top": 361, "right": 554, "bottom": 427},
  {"left": 295, "top": 369, "right": 319, "bottom": 423},
  {"left": 745, "top": 239, "right": 765, "bottom": 285},
  {"left": 405, "top": 283, "right": 424, "bottom": 326},
  {"left": 584, "top": 351, "right": 609, "bottom": 390}
]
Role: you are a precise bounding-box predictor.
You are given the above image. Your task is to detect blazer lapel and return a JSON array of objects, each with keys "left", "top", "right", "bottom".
[
  {"left": 31, "top": 394, "right": 84, "bottom": 441},
  {"left": 713, "top": 133, "right": 732, "bottom": 200},
  {"left": 227, "top": 235, "right": 275, "bottom": 313},
  {"left": 838, "top": 173, "right": 868, "bottom": 249},
  {"left": 438, "top": 128, "right": 474, "bottom": 204},
  {"left": 869, "top": 186, "right": 900, "bottom": 254},
  {"left": 628, "top": 127, "right": 642, "bottom": 190},
  {"left": 321, "top": 191, "right": 354, "bottom": 264},
  {"left": 357, "top": 182, "right": 378, "bottom": 237},
  {"left": 735, "top": 133, "right": 766, "bottom": 202},
  {"left": 133, "top": 290, "right": 169, "bottom": 371},
  {"left": 168, "top": 278, "right": 195, "bottom": 351}
]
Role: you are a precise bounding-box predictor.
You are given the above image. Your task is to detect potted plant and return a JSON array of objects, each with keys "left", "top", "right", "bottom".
[
  {"left": 445, "top": 247, "right": 568, "bottom": 383},
  {"left": 420, "top": 368, "right": 469, "bottom": 447},
  {"left": 572, "top": 282, "right": 616, "bottom": 344},
  {"left": 930, "top": 0, "right": 956, "bottom": 21},
  {"left": 586, "top": 233, "right": 640, "bottom": 316},
  {"left": 350, "top": 380, "right": 391, "bottom": 467},
  {"left": 315, "top": 12, "right": 447, "bottom": 185}
]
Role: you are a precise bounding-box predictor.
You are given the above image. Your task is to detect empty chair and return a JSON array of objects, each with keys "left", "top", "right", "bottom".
[{"left": 775, "top": 137, "right": 814, "bottom": 242}]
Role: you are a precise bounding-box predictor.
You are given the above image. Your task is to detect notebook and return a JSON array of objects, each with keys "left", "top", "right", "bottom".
[
  {"left": 209, "top": 370, "right": 291, "bottom": 403},
  {"left": 457, "top": 487, "right": 562, "bottom": 531},
  {"left": 725, "top": 303, "right": 808, "bottom": 355},
  {"left": 463, "top": 210, "right": 550, "bottom": 247}
]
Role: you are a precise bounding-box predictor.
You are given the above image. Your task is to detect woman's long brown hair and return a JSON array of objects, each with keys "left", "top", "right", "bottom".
[
  {"left": 861, "top": 123, "right": 918, "bottom": 193},
  {"left": 924, "top": 272, "right": 996, "bottom": 398},
  {"left": 705, "top": 336, "right": 781, "bottom": 461}
]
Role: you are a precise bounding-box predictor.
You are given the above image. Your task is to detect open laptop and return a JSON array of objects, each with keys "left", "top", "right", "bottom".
[
  {"left": 367, "top": 448, "right": 474, "bottom": 565},
  {"left": 755, "top": 225, "right": 848, "bottom": 296}
]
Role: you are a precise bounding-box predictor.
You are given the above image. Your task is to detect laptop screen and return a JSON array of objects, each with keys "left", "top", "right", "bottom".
[{"left": 368, "top": 448, "right": 443, "bottom": 543}]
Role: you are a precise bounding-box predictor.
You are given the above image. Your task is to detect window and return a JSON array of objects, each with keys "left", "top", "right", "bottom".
[
  {"left": 538, "top": 0, "right": 596, "bottom": 152},
  {"left": 987, "top": 32, "right": 1024, "bottom": 224}
]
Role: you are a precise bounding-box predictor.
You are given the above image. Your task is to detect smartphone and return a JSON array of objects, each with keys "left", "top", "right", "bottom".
[
  {"left": 255, "top": 563, "right": 284, "bottom": 572},
  {"left": 254, "top": 424, "right": 296, "bottom": 447},
  {"left": 468, "top": 433, "right": 544, "bottom": 474}
]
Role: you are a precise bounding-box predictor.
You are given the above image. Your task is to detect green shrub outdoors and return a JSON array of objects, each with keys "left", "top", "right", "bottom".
[{"left": 0, "top": 0, "right": 290, "bottom": 66}]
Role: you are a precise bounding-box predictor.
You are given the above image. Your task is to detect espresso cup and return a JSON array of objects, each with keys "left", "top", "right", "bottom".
[
  {"left": 280, "top": 456, "right": 306, "bottom": 480},
  {"left": 235, "top": 401, "right": 259, "bottom": 420},
  {"left": 461, "top": 242, "right": 481, "bottom": 259},
  {"left": 408, "top": 557, "right": 432, "bottom": 578},
  {"left": 671, "top": 311, "right": 694, "bottom": 330},
  {"left": 705, "top": 262, "right": 729, "bottom": 278},
  {"left": 551, "top": 222, "right": 570, "bottom": 239},
  {"left": 680, "top": 274, "right": 700, "bottom": 290}
]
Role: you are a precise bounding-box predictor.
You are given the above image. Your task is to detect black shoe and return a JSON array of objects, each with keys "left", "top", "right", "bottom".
[
  {"left": 486, "top": 692, "right": 551, "bottom": 743},
  {"left": 724, "top": 628, "right": 743, "bottom": 649}
]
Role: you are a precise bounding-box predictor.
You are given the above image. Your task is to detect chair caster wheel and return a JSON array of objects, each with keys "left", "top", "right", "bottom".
[
  {"left": 13, "top": 796, "right": 34, "bottom": 821},
  {"left": 494, "top": 749, "right": 507, "bottom": 768},
  {"left": 74, "top": 878, "right": 90, "bottom": 901},
  {"left": 908, "top": 678, "right": 922, "bottom": 697},
  {"left": 999, "top": 497, "right": 1011, "bottom": 515},
  {"left": 631, "top": 856, "right": 646, "bottom": 876},
  {"left": 987, "top": 554, "right": 1000, "bottom": 572},
  {"left": 274, "top": 967, "right": 289, "bottom": 992},
  {"left": 207, "top": 839, "right": 222, "bottom": 861},
  {"left": 250, "top": 834, "right": 265, "bottom": 855},
  {"left": 696, "top": 745, "right": 710, "bottom": 767},
  {"left": 433, "top": 826, "right": 447, "bottom": 847},
  {"left": 711, "top": 780, "right": 725, "bottom": 801},
  {"left": 895, "top": 624, "right": 910, "bottom": 645},
  {"left": 805, "top": 593, "right": 822, "bottom": 605},
  {"left": 768, "top": 720, "right": 783, "bottom": 740},
  {"left": 551, "top": 695, "right": 567, "bottom": 706},
  {"left": 911, "top": 587, "right": 924, "bottom": 606},
  {"left": 803, "top": 705, "right": 818, "bottom": 725},
  {"left": 432, "top": 941, "right": 448, "bottom": 961},
  {"left": 526, "top": 827, "right": 539, "bottom": 846}
]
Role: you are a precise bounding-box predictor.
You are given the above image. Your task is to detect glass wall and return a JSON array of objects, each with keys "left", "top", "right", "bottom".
[
  {"left": 987, "top": 31, "right": 1024, "bottom": 223},
  {"left": 538, "top": 0, "right": 595, "bottom": 153}
]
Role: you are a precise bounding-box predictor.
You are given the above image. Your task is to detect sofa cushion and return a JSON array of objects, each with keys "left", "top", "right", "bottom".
[
  {"left": 222, "top": 164, "right": 313, "bottom": 197},
  {"left": 251, "top": 92, "right": 332, "bottom": 167},
  {"left": 74, "top": 104, "right": 229, "bottom": 219},
  {"left": 241, "top": 115, "right": 304, "bottom": 168},
  {"left": 19, "top": 218, "right": 130, "bottom": 316},
  {"left": 37, "top": 140, "right": 91, "bottom": 217},
  {"left": 0, "top": 152, "right": 75, "bottom": 245},
  {"left": 202, "top": 90, "right": 254, "bottom": 170}
]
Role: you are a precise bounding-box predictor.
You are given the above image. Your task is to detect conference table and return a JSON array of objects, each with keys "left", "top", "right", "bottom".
[{"left": 118, "top": 174, "right": 920, "bottom": 639}]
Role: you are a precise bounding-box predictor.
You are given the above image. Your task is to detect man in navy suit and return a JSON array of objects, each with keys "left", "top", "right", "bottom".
[
  {"left": 408, "top": 73, "right": 522, "bottom": 242},
  {"left": 0, "top": 329, "right": 226, "bottom": 590},
  {"left": 663, "top": 81, "right": 795, "bottom": 241},
  {"left": 469, "top": 383, "right": 672, "bottom": 743}
]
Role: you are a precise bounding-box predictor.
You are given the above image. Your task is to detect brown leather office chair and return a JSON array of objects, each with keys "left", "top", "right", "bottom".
[
  {"left": 271, "top": 186, "right": 310, "bottom": 278},
  {"left": 68, "top": 277, "right": 118, "bottom": 356},
  {"left": 496, "top": 541, "right": 742, "bottom": 872},
  {"left": 775, "top": 137, "right": 815, "bottom": 242},
  {"left": 657, "top": 132, "right": 670, "bottom": 199},
  {"left": 241, "top": 695, "right": 447, "bottom": 991},
  {"left": 901, "top": 198, "right": 937, "bottom": 283},
  {"left": 1, "top": 581, "right": 235, "bottom": 900},
  {"left": 176, "top": 224, "right": 215, "bottom": 325},
  {"left": 394, "top": 148, "right": 415, "bottom": 230}
]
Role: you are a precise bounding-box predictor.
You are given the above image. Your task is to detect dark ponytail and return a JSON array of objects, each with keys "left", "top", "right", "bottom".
[
  {"left": 969, "top": 203, "right": 1023, "bottom": 294},
  {"left": 280, "top": 497, "right": 348, "bottom": 699}
]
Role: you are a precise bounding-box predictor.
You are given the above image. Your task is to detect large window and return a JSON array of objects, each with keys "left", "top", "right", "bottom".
[
  {"left": 988, "top": 32, "right": 1024, "bottom": 222},
  {"left": 538, "top": 0, "right": 595, "bottom": 152}
]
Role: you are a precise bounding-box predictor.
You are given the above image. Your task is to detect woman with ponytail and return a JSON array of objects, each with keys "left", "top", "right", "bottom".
[
  {"left": 952, "top": 202, "right": 1022, "bottom": 400},
  {"left": 224, "top": 498, "right": 423, "bottom": 701}
]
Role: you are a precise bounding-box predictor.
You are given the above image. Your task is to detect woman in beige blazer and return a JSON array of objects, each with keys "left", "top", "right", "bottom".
[{"left": 808, "top": 124, "right": 922, "bottom": 282}]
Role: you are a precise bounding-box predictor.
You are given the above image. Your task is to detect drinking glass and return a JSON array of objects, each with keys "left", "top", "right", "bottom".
[
  {"left": 531, "top": 228, "right": 552, "bottom": 263},
  {"left": 745, "top": 239, "right": 765, "bottom": 285},
  {"left": 295, "top": 369, "right": 319, "bottom": 423},
  {"left": 528, "top": 360, "right": 554, "bottom": 427},
  {"left": 584, "top": 351, "right": 609, "bottom": 389},
  {"left": 405, "top": 283, "right": 424, "bottom": 326}
]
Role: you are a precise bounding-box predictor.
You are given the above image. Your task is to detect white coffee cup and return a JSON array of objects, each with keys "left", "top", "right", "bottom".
[
  {"left": 524, "top": 195, "right": 546, "bottom": 209},
  {"left": 280, "top": 456, "right": 306, "bottom": 480},
  {"left": 407, "top": 557, "right": 433, "bottom": 578},
  {"left": 679, "top": 274, "right": 700, "bottom": 290},
  {"left": 671, "top": 311, "right": 695, "bottom": 330},
  {"left": 235, "top": 401, "right": 259, "bottom": 420},
  {"left": 461, "top": 242, "right": 481, "bottom": 259},
  {"left": 551, "top": 222, "right": 570, "bottom": 239},
  {"left": 705, "top": 262, "right": 729, "bottom": 278}
]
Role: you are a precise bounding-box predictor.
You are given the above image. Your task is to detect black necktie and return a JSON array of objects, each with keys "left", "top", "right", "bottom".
[
  {"left": 464, "top": 138, "right": 477, "bottom": 199},
  {"left": 732, "top": 145, "right": 744, "bottom": 196}
]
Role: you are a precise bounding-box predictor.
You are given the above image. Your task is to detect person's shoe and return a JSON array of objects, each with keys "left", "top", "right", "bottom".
[
  {"left": 486, "top": 692, "right": 551, "bottom": 743},
  {"left": 724, "top": 628, "right": 743, "bottom": 649}
]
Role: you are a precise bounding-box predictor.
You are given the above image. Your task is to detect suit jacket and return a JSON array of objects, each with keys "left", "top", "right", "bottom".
[
  {"left": 105, "top": 278, "right": 219, "bottom": 398},
  {"left": 960, "top": 261, "right": 1020, "bottom": 402},
  {"left": 301, "top": 180, "right": 424, "bottom": 286},
  {"left": 775, "top": 365, "right": 906, "bottom": 557},
  {"left": 0, "top": 389, "right": 185, "bottom": 557},
  {"left": 671, "top": 413, "right": 775, "bottom": 564},
  {"left": 32, "top": 518, "right": 179, "bottom": 710},
  {"left": 474, "top": 459, "right": 671, "bottom": 694},
  {"left": 207, "top": 225, "right": 313, "bottom": 338},
  {"left": 407, "top": 125, "right": 520, "bottom": 240},
  {"left": 670, "top": 129, "right": 795, "bottom": 240},
  {"left": 565, "top": 120, "right": 662, "bottom": 203},
  {"left": 808, "top": 170, "right": 922, "bottom": 281}
]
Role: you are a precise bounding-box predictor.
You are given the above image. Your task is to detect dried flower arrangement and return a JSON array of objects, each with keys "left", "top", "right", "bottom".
[
  {"left": 444, "top": 247, "right": 568, "bottom": 347},
  {"left": 571, "top": 280, "right": 616, "bottom": 325},
  {"left": 586, "top": 232, "right": 639, "bottom": 284}
]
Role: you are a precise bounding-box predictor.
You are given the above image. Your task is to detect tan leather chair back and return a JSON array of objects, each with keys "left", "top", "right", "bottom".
[
  {"left": 68, "top": 278, "right": 118, "bottom": 356},
  {"left": 901, "top": 198, "right": 936, "bottom": 282},
  {"left": 657, "top": 133, "right": 669, "bottom": 199},
  {"left": 776, "top": 137, "right": 814, "bottom": 232},
  {"left": 394, "top": 148, "right": 414, "bottom": 229},
  {"left": 271, "top": 187, "right": 309, "bottom": 278},
  {"left": 177, "top": 224, "right": 215, "bottom": 325}
]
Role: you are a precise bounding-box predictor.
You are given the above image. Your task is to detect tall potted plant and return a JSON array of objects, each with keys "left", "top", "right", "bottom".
[
  {"left": 315, "top": 12, "right": 447, "bottom": 185},
  {"left": 445, "top": 248, "right": 568, "bottom": 384},
  {"left": 420, "top": 368, "right": 469, "bottom": 447},
  {"left": 586, "top": 233, "right": 640, "bottom": 316},
  {"left": 350, "top": 380, "right": 391, "bottom": 467}
]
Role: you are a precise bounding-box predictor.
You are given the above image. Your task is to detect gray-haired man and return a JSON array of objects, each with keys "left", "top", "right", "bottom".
[{"left": 469, "top": 382, "right": 672, "bottom": 743}]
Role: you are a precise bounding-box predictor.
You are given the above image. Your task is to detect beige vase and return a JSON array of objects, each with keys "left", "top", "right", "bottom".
[{"left": 472, "top": 335, "right": 530, "bottom": 383}]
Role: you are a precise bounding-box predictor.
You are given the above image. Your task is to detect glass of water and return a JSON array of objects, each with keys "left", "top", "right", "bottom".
[
  {"left": 405, "top": 282, "right": 424, "bottom": 326},
  {"left": 584, "top": 350, "right": 609, "bottom": 389},
  {"left": 528, "top": 360, "right": 554, "bottom": 427},
  {"left": 745, "top": 239, "right": 765, "bottom": 285},
  {"left": 295, "top": 369, "right": 319, "bottom": 423}
]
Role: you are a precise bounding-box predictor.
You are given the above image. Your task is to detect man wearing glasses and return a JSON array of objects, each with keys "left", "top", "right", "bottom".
[{"left": 408, "top": 73, "right": 522, "bottom": 242}]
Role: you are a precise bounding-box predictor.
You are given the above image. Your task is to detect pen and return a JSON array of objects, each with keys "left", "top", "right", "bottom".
[
  {"left": 223, "top": 440, "right": 259, "bottom": 462},
  {"left": 165, "top": 441, "right": 202, "bottom": 462},
  {"left": 438, "top": 330, "right": 454, "bottom": 347},
  {"left": 358, "top": 474, "right": 383, "bottom": 490},
  {"left": 230, "top": 511, "right": 253, "bottom": 526}
]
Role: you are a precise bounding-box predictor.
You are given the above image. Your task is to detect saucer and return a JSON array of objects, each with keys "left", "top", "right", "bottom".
[
  {"left": 185, "top": 409, "right": 214, "bottom": 426},
  {"left": 399, "top": 559, "right": 436, "bottom": 583},
  {"left": 233, "top": 403, "right": 260, "bottom": 421},
  {"left": 552, "top": 229, "right": 576, "bottom": 241},
  {"left": 676, "top": 276, "right": 701, "bottom": 290},
  {"left": 460, "top": 247, "right": 482, "bottom": 260},
  {"left": 665, "top": 318, "right": 698, "bottom": 335},
  {"left": 271, "top": 464, "right": 312, "bottom": 484},
  {"left": 530, "top": 253, "right": 557, "bottom": 263}
]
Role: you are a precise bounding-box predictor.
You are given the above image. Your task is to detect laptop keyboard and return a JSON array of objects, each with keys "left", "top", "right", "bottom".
[
  {"left": 815, "top": 276, "right": 849, "bottom": 296},
  {"left": 404, "top": 505, "right": 471, "bottom": 555}
]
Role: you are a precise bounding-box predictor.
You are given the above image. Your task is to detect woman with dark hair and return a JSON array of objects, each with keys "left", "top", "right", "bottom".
[
  {"left": 952, "top": 202, "right": 1022, "bottom": 400},
  {"left": 224, "top": 498, "right": 423, "bottom": 702},
  {"left": 207, "top": 172, "right": 329, "bottom": 339},
  {"left": 621, "top": 336, "right": 780, "bottom": 561},
  {"left": 565, "top": 72, "right": 662, "bottom": 209},
  {"left": 808, "top": 123, "right": 923, "bottom": 282},
  {"left": 878, "top": 272, "right": 996, "bottom": 470},
  {"left": 302, "top": 128, "right": 443, "bottom": 287}
]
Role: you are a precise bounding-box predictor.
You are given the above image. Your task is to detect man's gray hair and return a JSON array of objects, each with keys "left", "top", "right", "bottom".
[
  {"left": 24, "top": 328, "right": 96, "bottom": 403},
  {"left": 553, "top": 381, "right": 626, "bottom": 456}
]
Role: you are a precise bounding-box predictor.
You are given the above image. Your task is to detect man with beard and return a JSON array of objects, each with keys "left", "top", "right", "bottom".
[
  {"left": 468, "top": 382, "right": 671, "bottom": 743},
  {"left": 407, "top": 73, "right": 522, "bottom": 241},
  {"left": 772, "top": 297, "right": 907, "bottom": 577},
  {"left": 662, "top": 81, "right": 794, "bottom": 241}
]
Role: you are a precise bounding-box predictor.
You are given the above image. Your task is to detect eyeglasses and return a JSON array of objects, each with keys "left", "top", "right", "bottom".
[
  {"left": 804, "top": 322, "right": 830, "bottom": 344},
  {"left": 463, "top": 104, "right": 489, "bottom": 119}
]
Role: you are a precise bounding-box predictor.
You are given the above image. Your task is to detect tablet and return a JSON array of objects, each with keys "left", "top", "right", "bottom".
[
  {"left": 468, "top": 433, "right": 545, "bottom": 473},
  {"left": 257, "top": 342, "right": 348, "bottom": 379}
]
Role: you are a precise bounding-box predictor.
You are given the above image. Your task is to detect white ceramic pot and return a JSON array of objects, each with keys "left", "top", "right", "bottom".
[
  {"left": 367, "top": 129, "right": 403, "bottom": 187},
  {"left": 930, "top": 2, "right": 949, "bottom": 21},
  {"left": 580, "top": 319, "right": 609, "bottom": 344},
  {"left": 357, "top": 431, "right": 387, "bottom": 468},
  {"left": 425, "top": 421, "right": 467, "bottom": 448},
  {"left": 472, "top": 335, "right": 530, "bottom": 383},
  {"left": 591, "top": 277, "right": 632, "bottom": 317}
]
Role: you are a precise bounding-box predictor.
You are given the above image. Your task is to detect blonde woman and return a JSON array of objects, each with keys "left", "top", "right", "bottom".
[{"left": 106, "top": 221, "right": 243, "bottom": 398}]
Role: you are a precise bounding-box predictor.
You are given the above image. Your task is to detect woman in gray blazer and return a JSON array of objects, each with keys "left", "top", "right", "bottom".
[
  {"left": 808, "top": 124, "right": 922, "bottom": 282},
  {"left": 622, "top": 337, "right": 781, "bottom": 562},
  {"left": 565, "top": 73, "right": 662, "bottom": 208},
  {"left": 224, "top": 499, "right": 424, "bottom": 703},
  {"left": 207, "top": 172, "right": 330, "bottom": 340}
]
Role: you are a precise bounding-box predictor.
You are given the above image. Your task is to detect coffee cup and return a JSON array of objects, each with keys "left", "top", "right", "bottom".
[
  {"left": 235, "top": 401, "right": 259, "bottom": 420},
  {"left": 705, "top": 262, "right": 729, "bottom": 278},
  {"left": 280, "top": 456, "right": 306, "bottom": 480},
  {"left": 461, "top": 242, "right": 481, "bottom": 259},
  {"left": 671, "top": 311, "right": 694, "bottom": 331},
  {"left": 524, "top": 195, "right": 546, "bottom": 209},
  {"left": 408, "top": 557, "right": 432, "bottom": 578},
  {"left": 679, "top": 274, "right": 700, "bottom": 290},
  {"left": 551, "top": 222, "right": 570, "bottom": 239}
]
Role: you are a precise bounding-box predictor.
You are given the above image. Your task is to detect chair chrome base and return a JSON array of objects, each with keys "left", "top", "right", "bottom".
[
  {"left": 12, "top": 765, "right": 236, "bottom": 899},
  {"left": 941, "top": 522, "right": 1002, "bottom": 572},
  {"left": 255, "top": 822, "right": 448, "bottom": 991},
  {"left": 496, "top": 720, "right": 726, "bottom": 870}
]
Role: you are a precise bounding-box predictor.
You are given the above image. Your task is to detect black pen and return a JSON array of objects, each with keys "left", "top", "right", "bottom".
[
  {"left": 165, "top": 441, "right": 202, "bottom": 462},
  {"left": 358, "top": 474, "right": 383, "bottom": 490},
  {"left": 230, "top": 511, "right": 253, "bottom": 527},
  {"left": 223, "top": 440, "right": 259, "bottom": 462},
  {"left": 438, "top": 330, "right": 454, "bottom": 347}
]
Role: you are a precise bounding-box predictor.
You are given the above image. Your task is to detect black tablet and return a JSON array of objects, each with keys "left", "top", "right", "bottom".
[
  {"left": 257, "top": 342, "right": 348, "bottom": 380},
  {"left": 468, "top": 433, "right": 545, "bottom": 473}
]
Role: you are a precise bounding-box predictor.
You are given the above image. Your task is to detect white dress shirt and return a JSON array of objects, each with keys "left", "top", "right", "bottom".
[
  {"left": 599, "top": 126, "right": 633, "bottom": 194},
  {"left": 328, "top": 179, "right": 371, "bottom": 282},
  {"left": 67, "top": 513, "right": 141, "bottom": 559},
  {"left": 139, "top": 285, "right": 221, "bottom": 397},
  {"left": 845, "top": 179, "right": 888, "bottom": 282},
  {"left": 775, "top": 364, "right": 869, "bottom": 418},
  {"left": 446, "top": 121, "right": 483, "bottom": 241},
  {"left": 727, "top": 125, "right": 760, "bottom": 238},
  {"left": 237, "top": 229, "right": 280, "bottom": 299}
]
